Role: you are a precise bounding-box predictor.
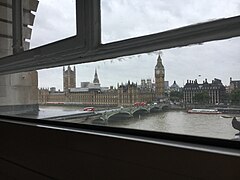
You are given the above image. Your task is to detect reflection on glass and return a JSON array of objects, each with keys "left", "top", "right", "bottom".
[{"left": 101, "top": 0, "right": 240, "bottom": 43}]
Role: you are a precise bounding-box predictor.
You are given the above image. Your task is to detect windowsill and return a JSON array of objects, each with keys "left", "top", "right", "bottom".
[{"left": 0, "top": 114, "right": 239, "bottom": 157}]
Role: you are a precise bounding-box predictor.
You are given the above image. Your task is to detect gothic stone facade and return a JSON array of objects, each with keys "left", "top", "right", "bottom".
[
  {"left": 39, "top": 55, "right": 164, "bottom": 106},
  {"left": 63, "top": 66, "right": 76, "bottom": 92},
  {"left": 39, "top": 83, "right": 155, "bottom": 107},
  {"left": 155, "top": 55, "right": 165, "bottom": 98}
]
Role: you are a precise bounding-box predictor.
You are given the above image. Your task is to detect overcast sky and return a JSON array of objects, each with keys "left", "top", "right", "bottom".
[{"left": 31, "top": 0, "right": 240, "bottom": 90}]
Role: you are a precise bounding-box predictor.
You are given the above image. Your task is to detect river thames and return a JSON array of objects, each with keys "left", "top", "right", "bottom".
[{"left": 38, "top": 106, "right": 239, "bottom": 140}]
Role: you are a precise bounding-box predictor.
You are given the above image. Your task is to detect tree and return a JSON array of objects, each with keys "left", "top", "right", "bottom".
[
  {"left": 193, "top": 91, "right": 209, "bottom": 104},
  {"left": 169, "top": 91, "right": 183, "bottom": 102}
]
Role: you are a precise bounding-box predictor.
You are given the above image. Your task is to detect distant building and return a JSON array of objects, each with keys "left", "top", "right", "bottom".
[
  {"left": 229, "top": 77, "right": 240, "bottom": 93},
  {"left": 39, "top": 81, "right": 154, "bottom": 107},
  {"left": 39, "top": 69, "right": 155, "bottom": 106},
  {"left": 50, "top": 87, "right": 56, "bottom": 93},
  {"left": 141, "top": 79, "right": 146, "bottom": 89},
  {"left": 170, "top": 81, "right": 180, "bottom": 92},
  {"left": 183, "top": 78, "right": 226, "bottom": 105},
  {"left": 140, "top": 79, "right": 153, "bottom": 91},
  {"left": 147, "top": 79, "right": 152, "bottom": 89},
  {"left": 63, "top": 66, "right": 76, "bottom": 92},
  {"left": 155, "top": 55, "right": 165, "bottom": 98},
  {"left": 39, "top": 56, "right": 166, "bottom": 106},
  {"left": 164, "top": 81, "right": 169, "bottom": 91},
  {"left": 81, "top": 82, "right": 90, "bottom": 88},
  {"left": 38, "top": 88, "right": 50, "bottom": 105},
  {"left": 69, "top": 69, "right": 101, "bottom": 93},
  {"left": 118, "top": 81, "right": 138, "bottom": 106}
]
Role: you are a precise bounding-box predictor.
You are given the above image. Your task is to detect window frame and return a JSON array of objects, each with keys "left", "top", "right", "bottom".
[
  {"left": 0, "top": 0, "right": 239, "bottom": 75},
  {"left": 0, "top": 114, "right": 240, "bottom": 151},
  {"left": 0, "top": 0, "right": 240, "bottom": 148}
]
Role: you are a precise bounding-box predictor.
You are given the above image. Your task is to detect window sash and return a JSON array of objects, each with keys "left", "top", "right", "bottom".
[{"left": 0, "top": 0, "right": 239, "bottom": 76}]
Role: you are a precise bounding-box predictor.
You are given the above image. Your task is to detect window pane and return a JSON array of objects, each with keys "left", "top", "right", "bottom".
[
  {"left": 30, "top": 0, "right": 76, "bottom": 49},
  {"left": 1, "top": 38, "right": 239, "bottom": 140},
  {"left": 101, "top": 0, "right": 240, "bottom": 43}
]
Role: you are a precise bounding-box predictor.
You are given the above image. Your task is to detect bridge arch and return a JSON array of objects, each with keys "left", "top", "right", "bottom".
[
  {"left": 132, "top": 107, "right": 149, "bottom": 116},
  {"left": 161, "top": 105, "right": 169, "bottom": 110},
  {"left": 149, "top": 106, "right": 160, "bottom": 113},
  {"left": 107, "top": 111, "right": 132, "bottom": 121}
]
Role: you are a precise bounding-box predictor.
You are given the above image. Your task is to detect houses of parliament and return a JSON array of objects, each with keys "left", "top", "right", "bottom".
[{"left": 38, "top": 55, "right": 165, "bottom": 106}]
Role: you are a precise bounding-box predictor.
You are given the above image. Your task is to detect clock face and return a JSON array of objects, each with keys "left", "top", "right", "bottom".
[{"left": 156, "top": 69, "right": 160, "bottom": 75}]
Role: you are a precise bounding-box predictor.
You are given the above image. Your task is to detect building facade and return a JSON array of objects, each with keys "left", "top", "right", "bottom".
[
  {"left": 183, "top": 78, "right": 226, "bottom": 105},
  {"left": 0, "top": 0, "right": 39, "bottom": 115},
  {"left": 155, "top": 55, "right": 165, "bottom": 98},
  {"left": 170, "top": 81, "right": 180, "bottom": 92},
  {"left": 39, "top": 80, "right": 155, "bottom": 107},
  {"left": 229, "top": 77, "right": 240, "bottom": 93},
  {"left": 63, "top": 66, "right": 76, "bottom": 92}
]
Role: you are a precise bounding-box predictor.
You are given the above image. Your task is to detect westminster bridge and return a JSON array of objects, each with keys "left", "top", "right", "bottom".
[
  {"left": 43, "top": 103, "right": 170, "bottom": 123},
  {"left": 100, "top": 103, "right": 169, "bottom": 122}
]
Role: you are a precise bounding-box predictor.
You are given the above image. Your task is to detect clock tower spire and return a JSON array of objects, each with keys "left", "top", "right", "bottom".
[{"left": 155, "top": 54, "right": 165, "bottom": 98}]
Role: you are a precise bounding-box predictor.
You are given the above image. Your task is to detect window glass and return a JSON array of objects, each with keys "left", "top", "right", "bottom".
[
  {"left": 30, "top": 0, "right": 76, "bottom": 48},
  {"left": 2, "top": 37, "right": 239, "bottom": 140},
  {"left": 101, "top": 0, "right": 240, "bottom": 43}
]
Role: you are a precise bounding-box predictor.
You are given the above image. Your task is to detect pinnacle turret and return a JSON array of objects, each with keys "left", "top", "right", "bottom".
[{"left": 93, "top": 69, "right": 100, "bottom": 84}]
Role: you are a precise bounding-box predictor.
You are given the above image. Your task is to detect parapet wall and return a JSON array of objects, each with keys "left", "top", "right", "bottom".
[{"left": 0, "top": 0, "right": 39, "bottom": 115}]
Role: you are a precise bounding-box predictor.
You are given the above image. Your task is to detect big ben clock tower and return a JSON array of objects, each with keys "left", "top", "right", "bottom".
[{"left": 155, "top": 55, "right": 165, "bottom": 98}]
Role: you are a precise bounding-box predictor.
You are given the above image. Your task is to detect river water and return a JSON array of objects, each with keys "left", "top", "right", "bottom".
[
  {"left": 38, "top": 106, "right": 239, "bottom": 140},
  {"left": 107, "top": 111, "right": 238, "bottom": 140}
]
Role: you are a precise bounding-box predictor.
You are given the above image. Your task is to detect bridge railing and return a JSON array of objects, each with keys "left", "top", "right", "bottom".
[{"left": 100, "top": 103, "right": 170, "bottom": 121}]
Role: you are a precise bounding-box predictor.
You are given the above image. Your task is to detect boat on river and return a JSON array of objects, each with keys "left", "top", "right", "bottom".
[
  {"left": 187, "top": 109, "right": 222, "bottom": 114},
  {"left": 220, "top": 115, "right": 232, "bottom": 118}
]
